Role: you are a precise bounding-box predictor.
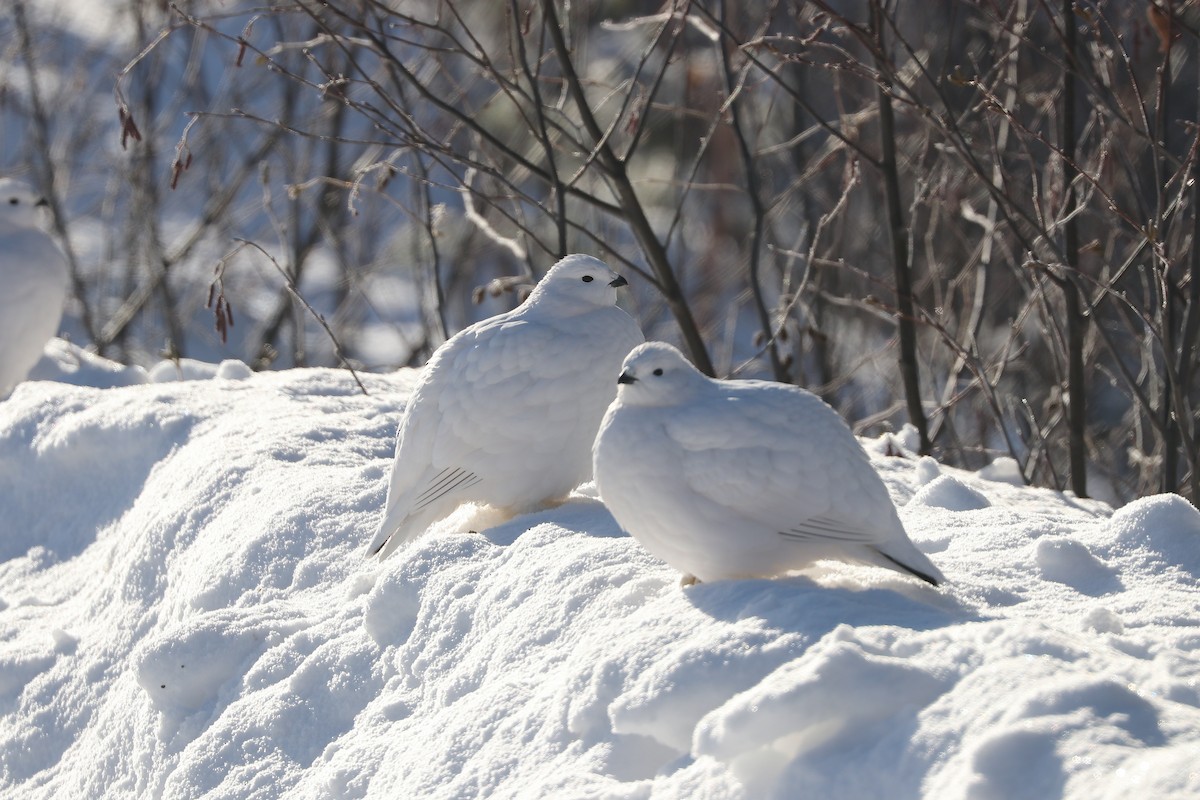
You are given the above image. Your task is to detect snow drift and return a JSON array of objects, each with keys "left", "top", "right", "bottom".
[{"left": 1, "top": 346, "right": 1198, "bottom": 798}]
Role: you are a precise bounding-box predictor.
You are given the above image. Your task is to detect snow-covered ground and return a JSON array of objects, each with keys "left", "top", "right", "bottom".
[{"left": 1, "top": 342, "right": 1198, "bottom": 798}]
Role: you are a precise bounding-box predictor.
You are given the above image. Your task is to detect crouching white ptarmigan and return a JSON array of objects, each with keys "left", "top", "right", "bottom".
[
  {"left": 593, "top": 342, "right": 945, "bottom": 586},
  {"left": 367, "top": 254, "right": 645, "bottom": 559},
  {"left": 0, "top": 178, "right": 69, "bottom": 399}
]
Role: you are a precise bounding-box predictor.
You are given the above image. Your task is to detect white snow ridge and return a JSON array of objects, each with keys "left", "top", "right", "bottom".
[{"left": 1, "top": 356, "right": 1199, "bottom": 798}]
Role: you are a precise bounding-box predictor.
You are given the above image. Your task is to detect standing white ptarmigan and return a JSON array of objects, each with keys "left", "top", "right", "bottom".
[
  {"left": 0, "top": 178, "right": 70, "bottom": 399},
  {"left": 368, "top": 254, "right": 645, "bottom": 559},
  {"left": 593, "top": 342, "right": 945, "bottom": 585}
]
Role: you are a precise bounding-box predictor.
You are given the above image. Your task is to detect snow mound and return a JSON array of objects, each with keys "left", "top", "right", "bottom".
[
  {"left": 692, "top": 626, "right": 949, "bottom": 795},
  {"left": 27, "top": 337, "right": 148, "bottom": 389},
  {"left": 914, "top": 455, "right": 941, "bottom": 485},
  {"left": 1, "top": 369, "right": 1198, "bottom": 798},
  {"left": 148, "top": 356, "right": 255, "bottom": 383},
  {"left": 909, "top": 475, "right": 991, "bottom": 511},
  {"left": 1105, "top": 494, "right": 1200, "bottom": 577},
  {"left": 1034, "top": 536, "right": 1118, "bottom": 596},
  {"left": 976, "top": 456, "right": 1024, "bottom": 486}
]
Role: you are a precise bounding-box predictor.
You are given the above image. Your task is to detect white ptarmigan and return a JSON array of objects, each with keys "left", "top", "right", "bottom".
[
  {"left": 368, "top": 254, "right": 645, "bottom": 559},
  {"left": 593, "top": 342, "right": 945, "bottom": 585},
  {"left": 0, "top": 178, "right": 70, "bottom": 399}
]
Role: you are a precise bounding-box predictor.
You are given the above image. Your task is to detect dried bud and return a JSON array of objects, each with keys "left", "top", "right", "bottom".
[{"left": 118, "top": 106, "right": 142, "bottom": 150}]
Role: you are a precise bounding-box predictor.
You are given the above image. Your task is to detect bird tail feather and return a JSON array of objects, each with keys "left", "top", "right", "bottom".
[
  {"left": 366, "top": 502, "right": 446, "bottom": 560},
  {"left": 877, "top": 551, "right": 944, "bottom": 586}
]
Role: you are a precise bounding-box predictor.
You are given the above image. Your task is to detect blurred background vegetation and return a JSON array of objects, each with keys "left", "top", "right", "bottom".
[{"left": 3, "top": 0, "right": 1200, "bottom": 505}]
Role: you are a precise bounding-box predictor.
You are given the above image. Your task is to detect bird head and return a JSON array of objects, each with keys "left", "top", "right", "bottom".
[
  {"left": 526, "top": 254, "right": 629, "bottom": 312},
  {"left": 0, "top": 178, "right": 50, "bottom": 232},
  {"left": 615, "top": 341, "right": 707, "bottom": 407}
]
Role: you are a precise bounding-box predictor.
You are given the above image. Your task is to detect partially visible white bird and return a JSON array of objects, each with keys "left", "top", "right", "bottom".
[
  {"left": 368, "top": 254, "right": 645, "bottom": 559},
  {"left": 0, "top": 178, "right": 70, "bottom": 399},
  {"left": 593, "top": 342, "right": 945, "bottom": 586}
]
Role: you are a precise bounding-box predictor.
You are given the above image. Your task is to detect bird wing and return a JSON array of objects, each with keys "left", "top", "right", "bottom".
[
  {"left": 666, "top": 382, "right": 897, "bottom": 545},
  {"left": 431, "top": 316, "right": 604, "bottom": 463}
]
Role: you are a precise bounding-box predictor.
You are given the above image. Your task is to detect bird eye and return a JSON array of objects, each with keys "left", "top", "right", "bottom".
[
  {"left": 7, "top": 197, "right": 18, "bottom": 206},
  {"left": 581, "top": 275, "right": 594, "bottom": 283},
  {"left": 652, "top": 368, "right": 663, "bottom": 376}
]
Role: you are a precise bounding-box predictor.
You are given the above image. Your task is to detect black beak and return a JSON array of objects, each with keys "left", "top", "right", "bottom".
[
  {"left": 609, "top": 275, "right": 628, "bottom": 288},
  {"left": 617, "top": 371, "right": 637, "bottom": 385},
  {"left": 35, "top": 197, "right": 49, "bottom": 208}
]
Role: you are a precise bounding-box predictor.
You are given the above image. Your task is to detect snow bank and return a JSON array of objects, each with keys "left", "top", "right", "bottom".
[
  {"left": 28, "top": 338, "right": 148, "bottom": 390},
  {"left": 1, "top": 361, "right": 1198, "bottom": 798}
]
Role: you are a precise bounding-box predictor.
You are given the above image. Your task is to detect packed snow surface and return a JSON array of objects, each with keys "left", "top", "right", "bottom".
[{"left": 1, "top": 345, "right": 1199, "bottom": 798}]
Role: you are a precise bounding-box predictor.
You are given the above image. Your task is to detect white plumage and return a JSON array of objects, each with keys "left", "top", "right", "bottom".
[
  {"left": 593, "top": 342, "right": 945, "bottom": 585},
  {"left": 0, "top": 178, "right": 69, "bottom": 399},
  {"left": 368, "top": 254, "right": 645, "bottom": 559}
]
